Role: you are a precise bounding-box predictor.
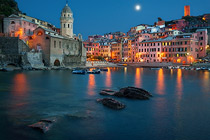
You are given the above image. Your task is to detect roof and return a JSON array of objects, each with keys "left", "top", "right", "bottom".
[
  {"left": 142, "top": 36, "right": 174, "bottom": 43},
  {"left": 196, "top": 29, "right": 207, "bottom": 32},
  {"left": 62, "top": 4, "right": 72, "bottom": 13}
]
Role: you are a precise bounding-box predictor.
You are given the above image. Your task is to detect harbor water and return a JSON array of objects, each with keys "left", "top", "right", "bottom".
[{"left": 0, "top": 67, "right": 210, "bottom": 140}]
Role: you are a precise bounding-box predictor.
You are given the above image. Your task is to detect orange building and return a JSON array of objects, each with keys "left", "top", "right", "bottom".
[{"left": 111, "top": 41, "right": 123, "bottom": 62}]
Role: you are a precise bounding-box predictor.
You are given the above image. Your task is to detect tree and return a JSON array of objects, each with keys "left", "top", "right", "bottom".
[
  {"left": 158, "top": 17, "right": 163, "bottom": 21},
  {"left": 0, "top": 0, "right": 21, "bottom": 17}
]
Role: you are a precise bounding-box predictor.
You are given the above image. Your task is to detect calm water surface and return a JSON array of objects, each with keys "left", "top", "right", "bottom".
[{"left": 0, "top": 67, "right": 210, "bottom": 140}]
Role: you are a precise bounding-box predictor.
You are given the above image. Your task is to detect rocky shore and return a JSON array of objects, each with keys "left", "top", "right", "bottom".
[{"left": 97, "top": 87, "right": 153, "bottom": 110}]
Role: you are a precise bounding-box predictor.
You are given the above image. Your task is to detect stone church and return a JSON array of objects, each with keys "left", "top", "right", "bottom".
[{"left": 28, "top": 2, "right": 86, "bottom": 67}]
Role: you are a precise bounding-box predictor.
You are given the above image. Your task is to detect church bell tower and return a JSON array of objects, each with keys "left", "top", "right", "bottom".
[{"left": 60, "top": 1, "right": 74, "bottom": 38}]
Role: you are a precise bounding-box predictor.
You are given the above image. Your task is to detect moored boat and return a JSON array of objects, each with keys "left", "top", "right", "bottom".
[
  {"left": 87, "top": 69, "right": 100, "bottom": 74},
  {"left": 196, "top": 68, "right": 201, "bottom": 71},
  {"left": 100, "top": 68, "right": 108, "bottom": 71},
  {"left": 150, "top": 68, "right": 161, "bottom": 70},
  {"left": 72, "top": 69, "right": 86, "bottom": 74}
]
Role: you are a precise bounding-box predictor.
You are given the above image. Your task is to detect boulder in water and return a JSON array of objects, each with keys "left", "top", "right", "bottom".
[
  {"left": 29, "top": 117, "right": 57, "bottom": 133},
  {"left": 97, "top": 98, "right": 126, "bottom": 110},
  {"left": 99, "top": 89, "right": 116, "bottom": 96},
  {"left": 114, "top": 87, "right": 152, "bottom": 100}
]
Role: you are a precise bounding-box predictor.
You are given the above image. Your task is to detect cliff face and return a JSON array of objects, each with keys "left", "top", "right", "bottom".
[{"left": 0, "top": 0, "right": 20, "bottom": 17}]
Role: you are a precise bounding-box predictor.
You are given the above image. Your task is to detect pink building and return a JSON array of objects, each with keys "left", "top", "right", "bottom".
[
  {"left": 134, "top": 29, "right": 208, "bottom": 64},
  {"left": 3, "top": 14, "right": 38, "bottom": 42}
]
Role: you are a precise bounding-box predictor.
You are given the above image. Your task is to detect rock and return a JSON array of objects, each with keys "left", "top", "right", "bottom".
[
  {"left": 102, "top": 89, "right": 116, "bottom": 92},
  {"left": 40, "top": 117, "right": 57, "bottom": 123},
  {"left": 114, "top": 87, "right": 152, "bottom": 100},
  {"left": 97, "top": 98, "right": 126, "bottom": 110},
  {"left": 66, "top": 114, "right": 92, "bottom": 119},
  {"left": 29, "top": 121, "right": 53, "bottom": 133},
  {"left": 99, "top": 89, "right": 117, "bottom": 96},
  {"left": 29, "top": 117, "right": 57, "bottom": 133}
]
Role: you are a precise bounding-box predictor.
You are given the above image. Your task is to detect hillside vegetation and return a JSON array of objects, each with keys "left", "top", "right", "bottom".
[{"left": 0, "top": 0, "right": 20, "bottom": 16}]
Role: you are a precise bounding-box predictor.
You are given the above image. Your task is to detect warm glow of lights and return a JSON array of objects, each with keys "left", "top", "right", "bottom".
[
  {"left": 105, "top": 68, "right": 112, "bottom": 87},
  {"left": 124, "top": 67, "right": 127, "bottom": 75},
  {"left": 15, "top": 28, "right": 24, "bottom": 39},
  {"left": 12, "top": 74, "right": 29, "bottom": 95},
  {"left": 203, "top": 17, "right": 206, "bottom": 21},
  {"left": 202, "top": 72, "right": 210, "bottom": 93},
  {"left": 135, "top": 68, "right": 142, "bottom": 87},
  {"left": 88, "top": 74, "right": 96, "bottom": 96},
  {"left": 37, "top": 31, "right": 43, "bottom": 36},
  {"left": 176, "top": 69, "right": 183, "bottom": 100},
  {"left": 156, "top": 69, "right": 165, "bottom": 95},
  {"left": 177, "top": 59, "right": 181, "bottom": 63}
]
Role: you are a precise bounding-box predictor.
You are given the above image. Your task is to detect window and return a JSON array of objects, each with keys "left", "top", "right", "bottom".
[
  {"left": 200, "top": 42, "right": 203, "bottom": 46},
  {"left": 200, "top": 32, "right": 202, "bottom": 35},
  {"left": 185, "top": 41, "right": 187, "bottom": 45},
  {"left": 158, "top": 48, "right": 160, "bottom": 51},
  {"left": 64, "top": 24, "right": 65, "bottom": 28},
  {"left": 37, "top": 31, "right": 43, "bottom": 36},
  {"left": 11, "top": 21, "right": 15, "bottom": 24},
  {"left": 54, "top": 41, "right": 56, "bottom": 48},
  {"left": 59, "top": 41, "right": 61, "bottom": 48},
  {"left": 68, "top": 24, "right": 70, "bottom": 28}
]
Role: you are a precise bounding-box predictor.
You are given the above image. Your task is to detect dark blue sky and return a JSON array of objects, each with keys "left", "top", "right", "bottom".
[{"left": 16, "top": 0, "right": 209, "bottom": 39}]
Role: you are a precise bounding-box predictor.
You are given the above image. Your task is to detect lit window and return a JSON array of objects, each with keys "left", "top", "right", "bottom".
[{"left": 37, "top": 31, "right": 43, "bottom": 36}]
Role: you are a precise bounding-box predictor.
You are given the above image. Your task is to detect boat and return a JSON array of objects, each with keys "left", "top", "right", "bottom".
[
  {"left": 190, "top": 67, "right": 195, "bottom": 70},
  {"left": 196, "top": 67, "right": 200, "bottom": 71},
  {"left": 72, "top": 69, "right": 86, "bottom": 74},
  {"left": 100, "top": 68, "right": 108, "bottom": 71},
  {"left": 167, "top": 66, "right": 173, "bottom": 69},
  {"left": 2, "top": 68, "right": 14, "bottom": 72},
  {"left": 201, "top": 67, "right": 207, "bottom": 70},
  {"left": 87, "top": 69, "right": 100, "bottom": 74},
  {"left": 150, "top": 68, "right": 161, "bottom": 70}
]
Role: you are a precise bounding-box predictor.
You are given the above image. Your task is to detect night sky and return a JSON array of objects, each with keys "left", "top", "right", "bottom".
[{"left": 16, "top": 0, "right": 210, "bottom": 39}]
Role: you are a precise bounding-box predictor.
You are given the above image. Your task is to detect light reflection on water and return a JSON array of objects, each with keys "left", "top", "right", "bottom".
[
  {"left": 12, "top": 73, "right": 29, "bottom": 96},
  {"left": 135, "top": 68, "right": 142, "bottom": 88},
  {"left": 105, "top": 68, "right": 112, "bottom": 87},
  {"left": 176, "top": 69, "right": 183, "bottom": 101},
  {"left": 0, "top": 68, "right": 210, "bottom": 140},
  {"left": 87, "top": 74, "right": 96, "bottom": 96},
  {"left": 156, "top": 69, "right": 165, "bottom": 95}
]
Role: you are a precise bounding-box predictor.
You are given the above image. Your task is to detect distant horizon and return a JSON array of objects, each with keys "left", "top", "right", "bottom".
[{"left": 16, "top": 0, "right": 210, "bottom": 39}]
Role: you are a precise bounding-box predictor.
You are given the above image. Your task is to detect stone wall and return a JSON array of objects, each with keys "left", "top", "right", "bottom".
[
  {"left": 27, "top": 52, "right": 44, "bottom": 68},
  {"left": 0, "top": 15, "right": 4, "bottom": 33},
  {"left": 0, "top": 37, "right": 30, "bottom": 66},
  {"left": 62, "top": 38, "right": 86, "bottom": 66},
  {"left": 0, "top": 37, "right": 19, "bottom": 54}
]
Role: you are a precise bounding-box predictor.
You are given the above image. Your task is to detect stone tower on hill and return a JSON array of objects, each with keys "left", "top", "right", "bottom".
[
  {"left": 184, "top": 5, "right": 190, "bottom": 17},
  {"left": 60, "top": 2, "right": 74, "bottom": 38}
]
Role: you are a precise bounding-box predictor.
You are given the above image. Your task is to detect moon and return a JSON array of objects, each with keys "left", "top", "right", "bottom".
[{"left": 135, "top": 4, "right": 141, "bottom": 11}]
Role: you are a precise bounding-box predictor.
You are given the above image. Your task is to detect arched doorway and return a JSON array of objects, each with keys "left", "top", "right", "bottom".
[
  {"left": 54, "top": 59, "right": 61, "bottom": 66},
  {"left": 37, "top": 44, "right": 42, "bottom": 51}
]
